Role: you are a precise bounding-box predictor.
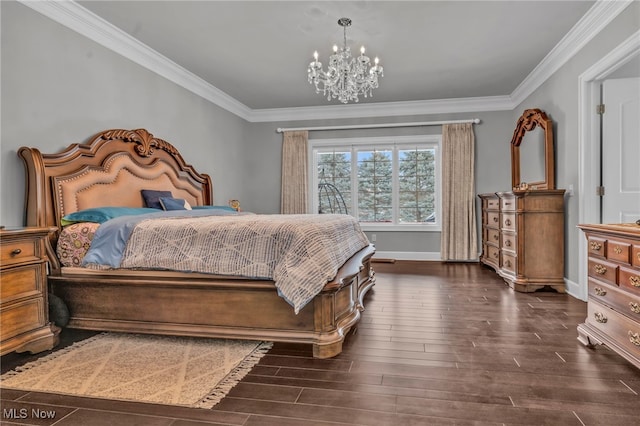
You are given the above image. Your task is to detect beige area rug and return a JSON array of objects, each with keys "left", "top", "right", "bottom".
[{"left": 1, "top": 333, "right": 272, "bottom": 408}]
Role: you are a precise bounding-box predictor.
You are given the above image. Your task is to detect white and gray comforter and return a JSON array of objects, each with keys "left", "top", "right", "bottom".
[{"left": 83, "top": 212, "right": 370, "bottom": 313}]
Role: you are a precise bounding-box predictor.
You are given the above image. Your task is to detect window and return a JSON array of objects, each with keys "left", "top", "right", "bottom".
[{"left": 311, "top": 135, "right": 441, "bottom": 231}]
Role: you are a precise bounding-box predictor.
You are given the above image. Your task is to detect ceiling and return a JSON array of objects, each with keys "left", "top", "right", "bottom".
[{"left": 76, "top": 1, "right": 596, "bottom": 110}]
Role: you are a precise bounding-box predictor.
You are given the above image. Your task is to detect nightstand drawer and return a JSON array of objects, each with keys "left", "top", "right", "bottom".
[
  {"left": 1, "top": 239, "right": 39, "bottom": 267},
  {"left": 0, "top": 298, "right": 45, "bottom": 341},
  {"left": 0, "top": 263, "right": 45, "bottom": 303}
]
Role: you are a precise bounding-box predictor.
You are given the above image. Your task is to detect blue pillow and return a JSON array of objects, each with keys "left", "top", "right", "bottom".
[
  {"left": 61, "top": 207, "right": 159, "bottom": 226},
  {"left": 159, "top": 197, "right": 192, "bottom": 211},
  {"left": 141, "top": 189, "right": 172, "bottom": 209}
]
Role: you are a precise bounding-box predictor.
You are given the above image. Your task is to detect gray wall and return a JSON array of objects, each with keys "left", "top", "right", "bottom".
[
  {"left": 1, "top": 1, "right": 248, "bottom": 227},
  {"left": 512, "top": 2, "right": 639, "bottom": 285},
  {"left": 242, "top": 110, "right": 514, "bottom": 255}
]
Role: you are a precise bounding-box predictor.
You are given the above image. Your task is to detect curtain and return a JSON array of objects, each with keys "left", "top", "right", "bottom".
[
  {"left": 281, "top": 130, "right": 309, "bottom": 214},
  {"left": 441, "top": 123, "right": 478, "bottom": 261}
]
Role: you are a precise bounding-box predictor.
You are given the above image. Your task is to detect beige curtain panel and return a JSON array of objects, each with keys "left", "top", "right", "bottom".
[
  {"left": 281, "top": 130, "right": 309, "bottom": 214},
  {"left": 441, "top": 123, "right": 478, "bottom": 261}
]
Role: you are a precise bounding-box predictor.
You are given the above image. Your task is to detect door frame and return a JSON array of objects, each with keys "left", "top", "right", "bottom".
[{"left": 577, "top": 30, "right": 640, "bottom": 301}]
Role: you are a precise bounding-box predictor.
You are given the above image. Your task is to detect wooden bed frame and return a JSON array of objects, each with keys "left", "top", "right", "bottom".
[{"left": 19, "top": 128, "right": 375, "bottom": 358}]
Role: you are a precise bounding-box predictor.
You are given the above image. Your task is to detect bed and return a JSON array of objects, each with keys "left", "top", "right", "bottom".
[{"left": 19, "top": 128, "right": 375, "bottom": 358}]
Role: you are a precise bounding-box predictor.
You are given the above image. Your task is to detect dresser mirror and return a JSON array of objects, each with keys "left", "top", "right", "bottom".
[{"left": 510, "top": 108, "right": 555, "bottom": 190}]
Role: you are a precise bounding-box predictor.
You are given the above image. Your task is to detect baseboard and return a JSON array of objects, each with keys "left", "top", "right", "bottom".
[
  {"left": 372, "top": 251, "right": 441, "bottom": 261},
  {"left": 564, "top": 277, "right": 586, "bottom": 301}
]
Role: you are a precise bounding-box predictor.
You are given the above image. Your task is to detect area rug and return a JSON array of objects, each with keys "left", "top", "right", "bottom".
[{"left": 0, "top": 333, "right": 272, "bottom": 408}]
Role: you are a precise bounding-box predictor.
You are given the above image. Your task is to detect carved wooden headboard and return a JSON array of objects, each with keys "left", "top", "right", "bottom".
[{"left": 19, "top": 128, "right": 213, "bottom": 233}]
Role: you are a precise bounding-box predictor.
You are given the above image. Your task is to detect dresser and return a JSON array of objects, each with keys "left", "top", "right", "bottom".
[
  {"left": 577, "top": 223, "right": 640, "bottom": 368},
  {"left": 479, "top": 190, "right": 565, "bottom": 292},
  {"left": 1, "top": 227, "right": 60, "bottom": 355}
]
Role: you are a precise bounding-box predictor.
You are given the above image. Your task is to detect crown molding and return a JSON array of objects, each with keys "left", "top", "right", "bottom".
[
  {"left": 510, "top": 0, "right": 633, "bottom": 106},
  {"left": 20, "top": 0, "right": 633, "bottom": 123},
  {"left": 18, "top": 0, "right": 253, "bottom": 121},
  {"left": 248, "top": 95, "right": 513, "bottom": 122}
]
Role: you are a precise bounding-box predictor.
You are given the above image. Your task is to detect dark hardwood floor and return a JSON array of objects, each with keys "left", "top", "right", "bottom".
[{"left": 2, "top": 261, "right": 639, "bottom": 425}]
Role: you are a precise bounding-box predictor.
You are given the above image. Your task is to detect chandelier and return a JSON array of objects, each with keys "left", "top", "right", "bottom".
[{"left": 307, "top": 17, "right": 384, "bottom": 104}]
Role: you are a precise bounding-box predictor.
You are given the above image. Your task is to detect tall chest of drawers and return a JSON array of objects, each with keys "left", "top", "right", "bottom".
[
  {"left": 0, "top": 227, "right": 60, "bottom": 355},
  {"left": 577, "top": 223, "right": 640, "bottom": 368},
  {"left": 478, "top": 190, "right": 565, "bottom": 292}
]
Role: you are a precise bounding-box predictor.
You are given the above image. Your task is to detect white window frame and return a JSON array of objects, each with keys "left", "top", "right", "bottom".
[{"left": 309, "top": 135, "right": 442, "bottom": 232}]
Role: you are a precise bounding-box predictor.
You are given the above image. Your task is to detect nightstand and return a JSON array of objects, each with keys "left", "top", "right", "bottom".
[{"left": 1, "top": 227, "right": 60, "bottom": 355}]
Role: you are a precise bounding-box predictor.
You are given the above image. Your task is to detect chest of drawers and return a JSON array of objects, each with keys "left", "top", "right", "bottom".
[
  {"left": 479, "top": 190, "right": 565, "bottom": 292},
  {"left": 577, "top": 223, "right": 640, "bottom": 368},
  {"left": 1, "top": 227, "right": 60, "bottom": 355}
]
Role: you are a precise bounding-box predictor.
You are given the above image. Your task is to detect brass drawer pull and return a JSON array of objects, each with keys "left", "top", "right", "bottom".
[
  {"left": 594, "top": 312, "right": 608, "bottom": 323},
  {"left": 505, "top": 260, "right": 512, "bottom": 268},
  {"left": 493, "top": 217, "right": 498, "bottom": 222},
  {"left": 505, "top": 240, "right": 511, "bottom": 247},
  {"left": 505, "top": 219, "right": 512, "bottom": 226},
  {"left": 629, "top": 331, "right": 640, "bottom": 347},
  {"left": 493, "top": 252, "right": 498, "bottom": 258},
  {"left": 493, "top": 234, "right": 499, "bottom": 240},
  {"left": 594, "top": 287, "right": 607, "bottom": 296},
  {"left": 590, "top": 241, "right": 602, "bottom": 251},
  {"left": 613, "top": 246, "right": 622, "bottom": 255},
  {"left": 10, "top": 248, "right": 22, "bottom": 256},
  {"left": 630, "top": 276, "right": 640, "bottom": 287},
  {"left": 594, "top": 264, "right": 607, "bottom": 275},
  {"left": 630, "top": 302, "right": 640, "bottom": 314}
]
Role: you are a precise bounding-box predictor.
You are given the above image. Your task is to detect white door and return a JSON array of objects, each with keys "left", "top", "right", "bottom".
[{"left": 602, "top": 77, "right": 640, "bottom": 224}]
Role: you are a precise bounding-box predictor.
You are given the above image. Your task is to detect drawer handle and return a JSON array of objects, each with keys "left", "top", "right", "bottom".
[
  {"left": 594, "top": 287, "right": 607, "bottom": 296},
  {"left": 590, "top": 241, "right": 602, "bottom": 251},
  {"left": 493, "top": 217, "right": 498, "bottom": 223},
  {"left": 594, "top": 312, "right": 608, "bottom": 323},
  {"left": 594, "top": 264, "right": 607, "bottom": 275},
  {"left": 630, "top": 302, "right": 640, "bottom": 314},
  {"left": 493, "top": 252, "right": 498, "bottom": 258},
  {"left": 10, "top": 248, "right": 22, "bottom": 256},
  {"left": 505, "top": 260, "right": 512, "bottom": 268},
  {"left": 505, "top": 240, "right": 511, "bottom": 247},
  {"left": 613, "top": 246, "right": 622, "bottom": 255},
  {"left": 630, "top": 276, "right": 640, "bottom": 287},
  {"left": 493, "top": 234, "right": 499, "bottom": 240},
  {"left": 505, "top": 219, "right": 512, "bottom": 226},
  {"left": 629, "top": 331, "right": 640, "bottom": 347}
]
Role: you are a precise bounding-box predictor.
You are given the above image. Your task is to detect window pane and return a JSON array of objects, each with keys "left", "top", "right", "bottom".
[
  {"left": 317, "top": 151, "right": 351, "bottom": 214},
  {"left": 357, "top": 149, "right": 392, "bottom": 223},
  {"left": 398, "top": 148, "right": 436, "bottom": 224}
]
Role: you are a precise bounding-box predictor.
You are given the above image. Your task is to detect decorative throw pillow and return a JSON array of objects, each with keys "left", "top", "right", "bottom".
[
  {"left": 141, "top": 189, "right": 172, "bottom": 209},
  {"left": 159, "top": 197, "right": 192, "bottom": 211}
]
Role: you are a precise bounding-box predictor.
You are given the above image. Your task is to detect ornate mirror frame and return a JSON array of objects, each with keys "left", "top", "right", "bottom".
[{"left": 510, "top": 108, "right": 555, "bottom": 190}]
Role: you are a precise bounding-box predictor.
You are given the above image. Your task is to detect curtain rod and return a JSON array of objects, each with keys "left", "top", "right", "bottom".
[{"left": 276, "top": 118, "right": 480, "bottom": 133}]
